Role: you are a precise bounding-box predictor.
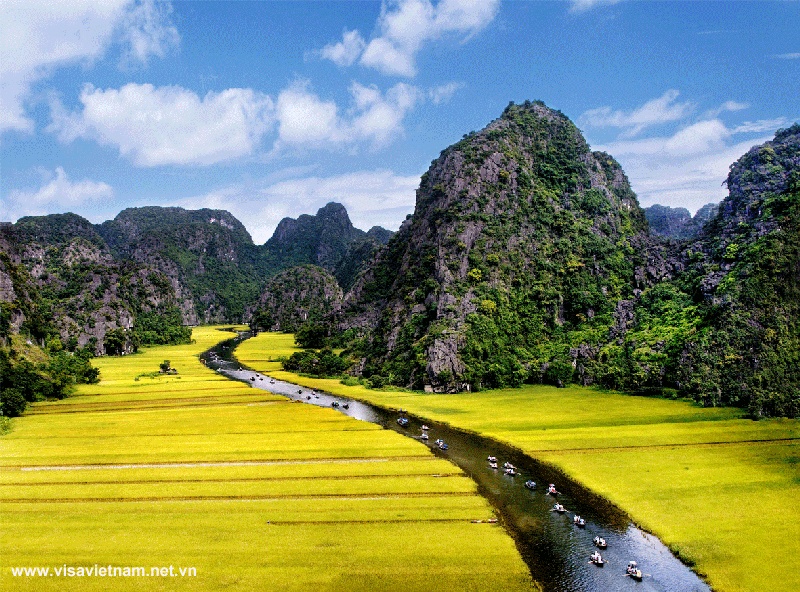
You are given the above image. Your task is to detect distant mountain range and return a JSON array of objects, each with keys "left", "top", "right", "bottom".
[
  {"left": 1, "top": 203, "right": 391, "bottom": 353},
  {"left": 2, "top": 102, "right": 797, "bottom": 417}
]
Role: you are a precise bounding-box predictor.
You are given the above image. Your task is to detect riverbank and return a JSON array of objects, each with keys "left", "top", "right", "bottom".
[
  {"left": 0, "top": 327, "right": 534, "bottom": 592},
  {"left": 236, "top": 332, "right": 800, "bottom": 592}
]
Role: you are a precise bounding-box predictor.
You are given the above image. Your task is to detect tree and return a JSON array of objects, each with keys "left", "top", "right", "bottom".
[{"left": 295, "top": 323, "right": 329, "bottom": 349}]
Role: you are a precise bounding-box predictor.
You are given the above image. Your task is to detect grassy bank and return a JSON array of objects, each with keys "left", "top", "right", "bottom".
[
  {"left": 236, "top": 332, "right": 800, "bottom": 592},
  {"left": 1, "top": 327, "right": 533, "bottom": 592}
]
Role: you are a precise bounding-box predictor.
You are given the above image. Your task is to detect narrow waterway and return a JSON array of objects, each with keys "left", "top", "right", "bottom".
[{"left": 203, "top": 333, "right": 710, "bottom": 592}]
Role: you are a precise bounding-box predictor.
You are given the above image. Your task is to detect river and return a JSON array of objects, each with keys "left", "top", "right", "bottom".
[{"left": 202, "top": 333, "right": 710, "bottom": 592}]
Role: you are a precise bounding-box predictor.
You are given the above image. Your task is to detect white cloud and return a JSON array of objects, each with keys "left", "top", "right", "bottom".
[
  {"left": 118, "top": 0, "right": 179, "bottom": 67},
  {"left": 732, "top": 117, "right": 790, "bottom": 134},
  {"left": 180, "top": 170, "right": 421, "bottom": 243},
  {"left": 49, "top": 83, "right": 275, "bottom": 166},
  {"left": 320, "top": 29, "right": 366, "bottom": 67},
  {"left": 320, "top": 0, "right": 499, "bottom": 77},
  {"left": 428, "top": 82, "right": 463, "bottom": 104},
  {"left": 274, "top": 80, "right": 421, "bottom": 150},
  {"left": 569, "top": 0, "right": 621, "bottom": 13},
  {"left": 2, "top": 167, "right": 114, "bottom": 220},
  {"left": 596, "top": 120, "right": 778, "bottom": 212},
  {"left": 0, "top": 0, "right": 178, "bottom": 135},
  {"left": 580, "top": 90, "right": 694, "bottom": 137},
  {"left": 774, "top": 52, "right": 800, "bottom": 60}
]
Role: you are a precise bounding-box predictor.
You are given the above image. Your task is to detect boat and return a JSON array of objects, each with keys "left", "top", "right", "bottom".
[
  {"left": 250, "top": 376, "right": 255, "bottom": 381},
  {"left": 547, "top": 484, "right": 559, "bottom": 495},
  {"left": 593, "top": 536, "right": 607, "bottom": 549},
  {"left": 435, "top": 439, "right": 448, "bottom": 450},
  {"left": 421, "top": 425, "right": 430, "bottom": 431},
  {"left": 331, "top": 401, "right": 340, "bottom": 408},
  {"left": 524, "top": 480, "right": 536, "bottom": 490},
  {"left": 270, "top": 379, "right": 275, "bottom": 384},
  {"left": 503, "top": 462, "right": 515, "bottom": 470},
  {"left": 342, "top": 403, "right": 349, "bottom": 409},
  {"left": 487, "top": 456, "right": 497, "bottom": 463},
  {"left": 420, "top": 433, "right": 429, "bottom": 440},
  {"left": 306, "top": 395, "right": 311, "bottom": 400},
  {"left": 397, "top": 417, "right": 409, "bottom": 427},
  {"left": 298, "top": 390, "right": 303, "bottom": 394},
  {"left": 590, "top": 552, "right": 605, "bottom": 567},
  {"left": 504, "top": 467, "right": 517, "bottom": 476},
  {"left": 626, "top": 561, "right": 643, "bottom": 580},
  {"left": 573, "top": 515, "right": 586, "bottom": 528},
  {"left": 489, "top": 461, "right": 498, "bottom": 469},
  {"left": 551, "top": 503, "right": 567, "bottom": 513}
]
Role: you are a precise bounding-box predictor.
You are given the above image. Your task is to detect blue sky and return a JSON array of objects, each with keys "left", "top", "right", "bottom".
[{"left": 1, "top": 0, "right": 798, "bottom": 243}]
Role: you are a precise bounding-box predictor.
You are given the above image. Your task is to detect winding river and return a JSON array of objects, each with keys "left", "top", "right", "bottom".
[{"left": 203, "top": 333, "right": 710, "bottom": 592}]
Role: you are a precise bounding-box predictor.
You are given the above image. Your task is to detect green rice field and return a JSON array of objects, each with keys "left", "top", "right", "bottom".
[
  {"left": 236, "top": 332, "right": 800, "bottom": 592},
  {"left": 0, "top": 327, "right": 534, "bottom": 591}
]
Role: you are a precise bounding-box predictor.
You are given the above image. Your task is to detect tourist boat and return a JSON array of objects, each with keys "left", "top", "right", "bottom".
[
  {"left": 250, "top": 376, "right": 255, "bottom": 381},
  {"left": 487, "top": 456, "right": 497, "bottom": 463},
  {"left": 524, "top": 480, "right": 536, "bottom": 490},
  {"left": 626, "top": 561, "right": 643, "bottom": 580},
  {"left": 489, "top": 461, "right": 498, "bottom": 469},
  {"left": 593, "top": 536, "right": 607, "bottom": 549},
  {"left": 331, "top": 401, "right": 340, "bottom": 408},
  {"left": 420, "top": 432, "right": 429, "bottom": 440},
  {"left": 503, "top": 462, "right": 515, "bottom": 470},
  {"left": 269, "top": 379, "right": 275, "bottom": 384},
  {"left": 421, "top": 425, "right": 430, "bottom": 431},
  {"left": 435, "top": 439, "right": 448, "bottom": 450},
  {"left": 504, "top": 467, "right": 517, "bottom": 476},
  {"left": 547, "top": 484, "right": 559, "bottom": 495},
  {"left": 397, "top": 417, "right": 409, "bottom": 427},
  {"left": 590, "top": 552, "right": 604, "bottom": 566},
  {"left": 573, "top": 515, "right": 586, "bottom": 528},
  {"left": 342, "top": 403, "right": 349, "bottom": 409},
  {"left": 551, "top": 503, "right": 566, "bottom": 513}
]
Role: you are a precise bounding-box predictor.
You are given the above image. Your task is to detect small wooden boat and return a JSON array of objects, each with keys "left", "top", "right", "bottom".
[
  {"left": 547, "top": 484, "right": 559, "bottom": 495},
  {"left": 306, "top": 395, "right": 311, "bottom": 400},
  {"left": 270, "top": 379, "right": 275, "bottom": 384},
  {"left": 573, "top": 515, "right": 586, "bottom": 528},
  {"left": 489, "top": 461, "right": 498, "bottom": 469},
  {"left": 593, "top": 536, "right": 607, "bottom": 549},
  {"left": 420, "top": 433, "right": 429, "bottom": 440},
  {"left": 551, "top": 504, "right": 567, "bottom": 513},
  {"left": 435, "top": 439, "right": 448, "bottom": 450},
  {"left": 250, "top": 376, "right": 255, "bottom": 381},
  {"left": 421, "top": 425, "right": 430, "bottom": 431},
  {"left": 397, "top": 417, "right": 410, "bottom": 427},
  {"left": 487, "top": 456, "right": 497, "bottom": 463},
  {"left": 524, "top": 480, "right": 536, "bottom": 490},
  {"left": 504, "top": 468, "right": 517, "bottom": 476},
  {"left": 331, "top": 401, "right": 340, "bottom": 408},
  {"left": 590, "top": 552, "right": 604, "bottom": 566},
  {"left": 503, "top": 462, "right": 515, "bottom": 470},
  {"left": 626, "top": 561, "right": 643, "bottom": 580}
]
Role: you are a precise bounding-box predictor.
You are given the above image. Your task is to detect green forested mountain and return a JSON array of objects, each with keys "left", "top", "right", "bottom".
[
  {"left": 1, "top": 214, "right": 189, "bottom": 354},
  {"left": 338, "top": 101, "right": 650, "bottom": 391},
  {"left": 645, "top": 202, "right": 719, "bottom": 240},
  {"left": 250, "top": 265, "right": 343, "bottom": 332},
  {"left": 266, "top": 202, "right": 392, "bottom": 290},
  {"left": 334, "top": 103, "right": 798, "bottom": 417},
  {"left": 98, "top": 206, "right": 271, "bottom": 324}
]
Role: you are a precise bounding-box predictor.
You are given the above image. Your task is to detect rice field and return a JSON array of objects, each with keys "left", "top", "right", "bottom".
[
  {"left": 0, "top": 327, "right": 534, "bottom": 592},
  {"left": 237, "top": 332, "right": 800, "bottom": 592}
]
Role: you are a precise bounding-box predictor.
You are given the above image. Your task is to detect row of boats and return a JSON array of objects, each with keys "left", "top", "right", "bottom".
[{"left": 487, "top": 454, "right": 643, "bottom": 579}]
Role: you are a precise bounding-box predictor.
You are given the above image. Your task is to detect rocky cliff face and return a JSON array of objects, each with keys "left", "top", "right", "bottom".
[
  {"left": 645, "top": 203, "right": 718, "bottom": 240},
  {"left": 1, "top": 214, "right": 186, "bottom": 354},
  {"left": 251, "top": 265, "right": 343, "bottom": 332},
  {"left": 266, "top": 203, "right": 393, "bottom": 290},
  {"left": 98, "top": 206, "right": 271, "bottom": 324},
  {"left": 340, "top": 101, "right": 651, "bottom": 390}
]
